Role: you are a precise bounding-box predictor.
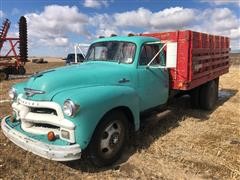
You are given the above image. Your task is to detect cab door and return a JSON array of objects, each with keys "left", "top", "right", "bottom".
[{"left": 137, "top": 44, "right": 169, "bottom": 111}]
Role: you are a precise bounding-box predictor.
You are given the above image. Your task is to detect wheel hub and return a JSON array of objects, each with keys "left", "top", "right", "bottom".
[
  {"left": 100, "top": 121, "right": 123, "bottom": 157},
  {"left": 110, "top": 132, "right": 120, "bottom": 146}
]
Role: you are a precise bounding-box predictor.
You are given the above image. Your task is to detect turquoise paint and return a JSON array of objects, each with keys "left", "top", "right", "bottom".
[
  {"left": 8, "top": 36, "right": 170, "bottom": 150},
  {"left": 23, "top": 61, "right": 138, "bottom": 101},
  {"left": 13, "top": 81, "right": 27, "bottom": 95},
  {"left": 137, "top": 66, "right": 169, "bottom": 111}
]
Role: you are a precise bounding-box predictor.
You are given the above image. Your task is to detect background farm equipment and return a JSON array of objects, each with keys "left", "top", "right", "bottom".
[{"left": 0, "top": 16, "right": 28, "bottom": 81}]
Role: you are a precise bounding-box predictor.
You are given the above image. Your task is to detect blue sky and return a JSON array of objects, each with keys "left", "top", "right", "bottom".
[{"left": 0, "top": 0, "right": 239, "bottom": 56}]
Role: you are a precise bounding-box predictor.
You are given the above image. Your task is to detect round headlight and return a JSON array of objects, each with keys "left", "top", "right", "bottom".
[
  {"left": 9, "top": 88, "right": 17, "bottom": 100},
  {"left": 63, "top": 99, "right": 79, "bottom": 117}
]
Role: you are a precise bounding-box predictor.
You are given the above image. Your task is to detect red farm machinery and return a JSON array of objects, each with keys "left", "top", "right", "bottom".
[{"left": 0, "top": 16, "right": 28, "bottom": 81}]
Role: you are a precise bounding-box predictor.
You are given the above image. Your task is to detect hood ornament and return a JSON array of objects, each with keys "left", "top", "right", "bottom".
[{"left": 24, "top": 88, "right": 45, "bottom": 97}]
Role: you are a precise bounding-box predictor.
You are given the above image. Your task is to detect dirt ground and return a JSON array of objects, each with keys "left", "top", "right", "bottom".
[{"left": 0, "top": 60, "right": 239, "bottom": 179}]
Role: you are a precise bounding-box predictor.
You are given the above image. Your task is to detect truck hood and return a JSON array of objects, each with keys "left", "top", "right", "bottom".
[{"left": 24, "top": 61, "right": 134, "bottom": 100}]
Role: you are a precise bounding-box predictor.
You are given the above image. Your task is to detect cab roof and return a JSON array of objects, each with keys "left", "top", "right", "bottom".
[{"left": 92, "top": 35, "right": 159, "bottom": 45}]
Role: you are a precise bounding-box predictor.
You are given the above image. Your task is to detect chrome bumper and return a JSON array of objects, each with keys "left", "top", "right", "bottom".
[{"left": 1, "top": 116, "right": 81, "bottom": 161}]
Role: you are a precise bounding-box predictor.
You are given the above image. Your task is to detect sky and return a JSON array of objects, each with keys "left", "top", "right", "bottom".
[{"left": 0, "top": 0, "right": 239, "bottom": 56}]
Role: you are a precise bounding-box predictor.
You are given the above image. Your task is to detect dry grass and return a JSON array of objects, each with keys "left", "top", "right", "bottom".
[{"left": 0, "top": 60, "right": 239, "bottom": 179}]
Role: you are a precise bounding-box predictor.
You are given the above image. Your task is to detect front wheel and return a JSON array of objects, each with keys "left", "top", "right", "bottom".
[{"left": 88, "top": 110, "right": 129, "bottom": 167}]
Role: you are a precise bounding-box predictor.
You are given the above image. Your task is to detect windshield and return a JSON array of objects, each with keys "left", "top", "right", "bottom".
[{"left": 85, "top": 41, "right": 136, "bottom": 64}]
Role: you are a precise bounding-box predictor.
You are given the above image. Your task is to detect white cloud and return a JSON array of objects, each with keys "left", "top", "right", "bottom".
[
  {"left": 94, "top": 7, "right": 197, "bottom": 38},
  {"left": 83, "top": 0, "right": 110, "bottom": 8},
  {"left": 90, "top": 13, "right": 118, "bottom": 37},
  {"left": 201, "top": 0, "right": 240, "bottom": 6},
  {"left": 90, "top": 7, "right": 198, "bottom": 36},
  {"left": 150, "top": 7, "right": 196, "bottom": 30},
  {"left": 25, "top": 5, "right": 89, "bottom": 47},
  {"left": 230, "top": 27, "right": 240, "bottom": 40},
  {"left": 114, "top": 8, "right": 152, "bottom": 27},
  {"left": 0, "top": 10, "right": 4, "bottom": 18},
  {"left": 114, "top": 7, "right": 196, "bottom": 31},
  {"left": 39, "top": 37, "right": 69, "bottom": 47},
  {"left": 198, "top": 8, "right": 239, "bottom": 33}
]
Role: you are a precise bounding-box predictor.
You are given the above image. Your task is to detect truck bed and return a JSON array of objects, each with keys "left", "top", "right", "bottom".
[{"left": 142, "top": 30, "right": 230, "bottom": 90}]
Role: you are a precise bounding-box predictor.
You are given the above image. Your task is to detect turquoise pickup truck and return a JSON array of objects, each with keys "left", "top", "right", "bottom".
[{"left": 1, "top": 31, "right": 230, "bottom": 167}]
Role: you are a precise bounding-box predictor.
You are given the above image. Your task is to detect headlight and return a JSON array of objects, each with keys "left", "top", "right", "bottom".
[
  {"left": 9, "top": 88, "right": 17, "bottom": 100},
  {"left": 63, "top": 99, "right": 79, "bottom": 117}
]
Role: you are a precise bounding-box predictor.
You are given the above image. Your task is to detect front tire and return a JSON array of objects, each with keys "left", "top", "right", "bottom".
[{"left": 88, "top": 110, "right": 129, "bottom": 167}]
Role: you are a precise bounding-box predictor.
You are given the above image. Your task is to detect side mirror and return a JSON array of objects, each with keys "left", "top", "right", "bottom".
[{"left": 166, "top": 42, "right": 177, "bottom": 68}]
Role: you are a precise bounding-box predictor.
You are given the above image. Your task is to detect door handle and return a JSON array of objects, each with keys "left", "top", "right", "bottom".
[{"left": 118, "top": 78, "right": 130, "bottom": 83}]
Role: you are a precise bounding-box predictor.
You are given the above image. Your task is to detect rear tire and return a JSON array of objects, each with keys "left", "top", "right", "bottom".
[
  {"left": 190, "top": 87, "right": 200, "bottom": 108},
  {"left": 199, "top": 80, "right": 218, "bottom": 110},
  {"left": 88, "top": 110, "right": 129, "bottom": 167}
]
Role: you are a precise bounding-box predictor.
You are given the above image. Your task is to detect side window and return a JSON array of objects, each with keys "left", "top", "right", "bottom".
[
  {"left": 139, "top": 45, "right": 160, "bottom": 65},
  {"left": 139, "top": 46, "right": 148, "bottom": 65}
]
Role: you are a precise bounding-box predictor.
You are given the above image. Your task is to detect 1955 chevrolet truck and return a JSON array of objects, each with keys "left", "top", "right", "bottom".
[{"left": 1, "top": 30, "right": 230, "bottom": 167}]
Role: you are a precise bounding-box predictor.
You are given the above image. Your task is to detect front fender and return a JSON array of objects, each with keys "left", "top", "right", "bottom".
[{"left": 52, "top": 85, "right": 140, "bottom": 149}]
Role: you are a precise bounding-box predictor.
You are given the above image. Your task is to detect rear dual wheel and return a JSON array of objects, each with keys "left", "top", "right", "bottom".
[
  {"left": 190, "top": 87, "right": 200, "bottom": 108},
  {"left": 88, "top": 110, "right": 129, "bottom": 167},
  {"left": 190, "top": 78, "right": 219, "bottom": 110},
  {"left": 199, "top": 79, "right": 218, "bottom": 110}
]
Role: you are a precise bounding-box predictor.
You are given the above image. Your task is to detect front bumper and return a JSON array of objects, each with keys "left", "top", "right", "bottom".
[{"left": 1, "top": 116, "right": 81, "bottom": 161}]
